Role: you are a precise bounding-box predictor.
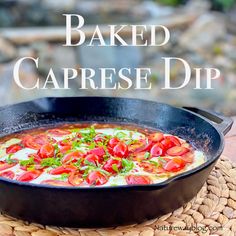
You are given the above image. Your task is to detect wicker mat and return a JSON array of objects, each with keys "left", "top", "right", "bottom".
[{"left": 0, "top": 156, "right": 236, "bottom": 236}]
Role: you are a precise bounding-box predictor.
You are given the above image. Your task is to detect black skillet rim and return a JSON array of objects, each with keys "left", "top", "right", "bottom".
[{"left": 0, "top": 97, "right": 225, "bottom": 191}]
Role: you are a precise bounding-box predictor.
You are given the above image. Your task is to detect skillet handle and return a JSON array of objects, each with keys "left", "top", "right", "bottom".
[{"left": 182, "top": 107, "right": 233, "bottom": 136}]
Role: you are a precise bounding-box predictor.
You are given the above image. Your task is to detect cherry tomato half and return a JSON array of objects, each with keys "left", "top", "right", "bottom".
[
  {"left": 22, "top": 135, "right": 41, "bottom": 150},
  {"left": 166, "top": 136, "right": 181, "bottom": 146},
  {"left": 108, "top": 137, "right": 120, "bottom": 148},
  {"left": 86, "top": 171, "right": 108, "bottom": 186},
  {"left": 161, "top": 136, "right": 181, "bottom": 150},
  {"left": 113, "top": 142, "right": 128, "bottom": 158},
  {"left": 103, "top": 158, "right": 122, "bottom": 174},
  {"left": 62, "top": 151, "right": 84, "bottom": 164},
  {"left": 33, "top": 134, "right": 54, "bottom": 146},
  {"left": 88, "top": 147, "right": 105, "bottom": 157},
  {"left": 49, "top": 165, "right": 76, "bottom": 175},
  {"left": 84, "top": 154, "right": 101, "bottom": 166},
  {"left": 131, "top": 151, "right": 148, "bottom": 161},
  {"left": 126, "top": 175, "right": 151, "bottom": 185},
  {"left": 132, "top": 140, "right": 153, "bottom": 153},
  {"left": 0, "top": 161, "right": 17, "bottom": 171},
  {"left": 166, "top": 146, "right": 189, "bottom": 156},
  {"left": 58, "top": 139, "right": 72, "bottom": 147},
  {"left": 6, "top": 144, "right": 22, "bottom": 154},
  {"left": 0, "top": 170, "right": 15, "bottom": 179},
  {"left": 94, "top": 134, "right": 108, "bottom": 143},
  {"left": 150, "top": 143, "right": 165, "bottom": 157},
  {"left": 181, "top": 152, "right": 194, "bottom": 163},
  {"left": 41, "top": 179, "right": 72, "bottom": 186},
  {"left": 163, "top": 157, "right": 186, "bottom": 172},
  {"left": 68, "top": 172, "right": 83, "bottom": 186},
  {"left": 148, "top": 132, "right": 164, "bottom": 142},
  {"left": 17, "top": 170, "right": 41, "bottom": 182},
  {"left": 38, "top": 143, "right": 55, "bottom": 159},
  {"left": 59, "top": 145, "right": 72, "bottom": 154},
  {"left": 139, "top": 162, "right": 165, "bottom": 174}
]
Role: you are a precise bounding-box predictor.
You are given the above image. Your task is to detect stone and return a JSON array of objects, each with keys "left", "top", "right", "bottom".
[
  {"left": 0, "top": 37, "right": 17, "bottom": 63},
  {"left": 178, "top": 13, "right": 226, "bottom": 51},
  {"left": 133, "top": 1, "right": 173, "bottom": 18}
]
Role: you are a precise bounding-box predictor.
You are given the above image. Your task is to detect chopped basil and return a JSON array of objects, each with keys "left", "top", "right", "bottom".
[
  {"left": 121, "top": 159, "right": 134, "bottom": 173},
  {"left": 20, "top": 157, "right": 35, "bottom": 166},
  {"left": 148, "top": 160, "right": 160, "bottom": 167},
  {"left": 144, "top": 152, "right": 150, "bottom": 159},
  {"left": 41, "top": 157, "right": 61, "bottom": 168},
  {"left": 5, "top": 154, "right": 17, "bottom": 164},
  {"left": 71, "top": 128, "right": 80, "bottom": 133},
  {"left": 79, "top": 126, "right": 96, "bottom": 142},
  {"left": 84, "top": 159, "right": 97, "bottom": 167},
  {"left": 88, "top": 142, "right": 96, "bottom": 149},
  {"left": 72, "top": 140, "right": 82, "bottom": 149},
  {"left": 112, "top": 164, "right": 119, "bottom": 173},
  {"left": 74, "top": 159, "right": 82, "bottom": 168},
  {"left": 158, "top": 157, "right": 166, "bottom": 164},
  {"left": 55, "top": 173, "right": 69, "bottom": 181},
  {"left": 115, "top": 131, "right": 127, "bottom": 139}
]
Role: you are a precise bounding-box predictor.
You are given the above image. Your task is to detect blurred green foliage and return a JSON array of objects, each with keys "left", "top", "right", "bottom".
[
  {"left": 155, "top": 0, "right": 236, "bottom": 10},
  {"left": 155, "top": 0, "right": 182, "bottom": 6},
  {"left": 214, "top": 0, "right": 235, "bottom": 11}
]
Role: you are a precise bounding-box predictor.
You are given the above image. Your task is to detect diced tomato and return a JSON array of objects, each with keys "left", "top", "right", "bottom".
[
  {"left": 68, "top": 172, "right": 83, "bottom": 186},
  {"left": 62, "top": 151, "right": 84, "bottom": 164},
  {"left": 166, "top": 146, "right": 189, "bottom": 156},
  {"left": 108, "top": 137, "right": 120, "bottom": 148},
  {"left": 88, "top": 147, "right": 105, "bottom": 157},
  {"left": 41, "top": 179, "right": 72, "bottom": 187},
  {"left": 163, "top": 157, "right": 186, "bottom": 172},
  {"left": 86, "top": 171, "right": 108, "bottom": 186},
  {"left": 181, "top": 152, "right": 194, "bottom": 163},
  {"left": 6, "top": 144, "right": 22, "bottom": 154},
  {"left": 0, "top": 161, "right": 17, "bottom": 171},
  {"left": 126, "top": 175, "right": 152, "bottom": 185},
  {"left": 49, "top": 165, "right": 76, "bottom": 175},
  {"left": 38, "top": 143, "right": 55, "bottom": 159},
  {"left": 113, "top": 142, "right": 128, "bottom": 158},
  {"left": 22, "top": 135, "right": 41, "bottom": 150},
  {"left": 103, "top": 158, "right": 122, "bottom": 174},
  {"left": 0, "top": 170, "right": 15, "bottom": 179},
  {"left": 150, "top": 143, "right": 165, "bottom": 157},
  {"left": 84, "top": 154, "right": 101, "bottom": 166},
  {"left": 17, "top": 170, "right": 41, "bottom": 182},
  {"left": 148, "top": 132, "right": 164, "bottom": 142},
  {"left": 48, "top": 129, "right": 71, "bottom": 136}
]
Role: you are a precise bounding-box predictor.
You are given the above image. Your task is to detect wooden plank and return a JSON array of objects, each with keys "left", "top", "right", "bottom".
[{"left": 0, "top": 13, "right": 198, "bottom": 45}]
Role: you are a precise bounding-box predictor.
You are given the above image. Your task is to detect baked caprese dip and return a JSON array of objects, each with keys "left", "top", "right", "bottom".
[{"left": 0, "top": 124, "right": 205, "bottom": 187}]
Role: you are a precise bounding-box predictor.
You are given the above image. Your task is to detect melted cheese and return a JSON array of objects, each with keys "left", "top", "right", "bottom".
[{"left": 0, "top": 128, "right": 205, "bottom": 186}]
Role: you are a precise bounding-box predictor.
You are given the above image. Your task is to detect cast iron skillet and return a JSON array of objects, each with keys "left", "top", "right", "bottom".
[{"left": 0, "top": 97, "right": 233, "bottom": 227}]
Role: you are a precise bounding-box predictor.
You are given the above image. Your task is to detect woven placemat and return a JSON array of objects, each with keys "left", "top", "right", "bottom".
[{"left": 0, "top": 156, "right": 236, "bottom": 236}]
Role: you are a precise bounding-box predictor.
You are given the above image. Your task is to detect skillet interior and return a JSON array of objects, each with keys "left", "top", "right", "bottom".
[{"left": 0, "top": 96, "right": 223, "bottom": 159}]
